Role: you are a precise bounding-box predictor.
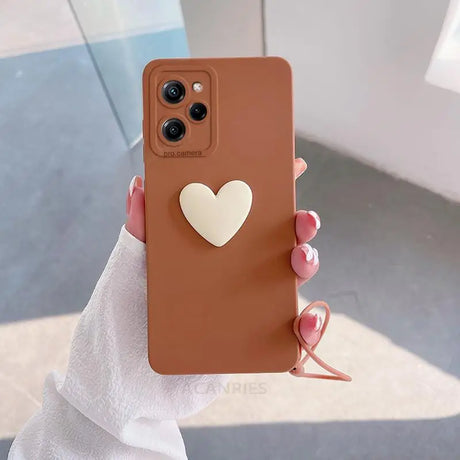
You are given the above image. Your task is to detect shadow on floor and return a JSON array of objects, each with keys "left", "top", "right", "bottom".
[
  {"left": 0, "top": 438, "right": 12, "bottom": 460},
  {"left": 3, "top": 416, "right": 458, "bottom": 460},
  {"left": 182, "top": 415, "right": 460, "bottom": 460},
  {"left": 295, "top": 138, "right": 460, "bottom": 378}
]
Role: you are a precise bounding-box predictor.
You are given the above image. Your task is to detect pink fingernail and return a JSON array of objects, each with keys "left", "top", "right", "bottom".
[
  {"left": 301, "top": 244, "right": 314, "bottom": 262},
  {"left": 313, "top": 248, "right": 319, "bottom": 265},
  {"left": 314, "top": 314, "right": 323, "bottom": 331},
  {"left": 296, "top": 157, "right": 307, "bottom": 171},
  {"left": 129, "top": 176, "right": 142, "bottom": 197},
  {"left": 307, "top": 210, "right": 321, "bottom": 229},
  {"left": 300, "top": 313, "right": 322, "bottom": 346},
  {"left": 129, "top": 176, "right": 136, "bottom": 196}
]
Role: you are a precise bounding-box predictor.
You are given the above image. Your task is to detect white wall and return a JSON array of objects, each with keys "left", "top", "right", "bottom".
[
  {"left": 181, "top": 0, "right": 263, "bottom": 57},
  {"left": 265, "top": 0, "right": 460, "bottom": 202}
]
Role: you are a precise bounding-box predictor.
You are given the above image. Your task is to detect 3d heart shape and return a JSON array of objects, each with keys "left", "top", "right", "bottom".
[{"left": 179, "top": 180, "right": 253, "bottom": 247}]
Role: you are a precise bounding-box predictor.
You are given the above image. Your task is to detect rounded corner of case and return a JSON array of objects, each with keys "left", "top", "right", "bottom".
[
  {"left": 142, "top": 60, "right": 157, "bottom": 81},
  {"left": 267, "top": 56, "right": 293, "bottom": 77},
  {"left": 142, "top": 58, "right": 169, "bottom": 81},
  {"left": 282, "top": 350, "right": 301, "bottom": 374},
  {"left": 148, "top": 352, "right": 167, "bottom": 375}
]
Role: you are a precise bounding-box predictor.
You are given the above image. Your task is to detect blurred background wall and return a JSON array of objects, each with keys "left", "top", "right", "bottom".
[
  {"left": 181, "top": 0, "right": 264, "bottom": 57},
  {"left": 183, "top": 0, "right": 460, "bottom": 202}
]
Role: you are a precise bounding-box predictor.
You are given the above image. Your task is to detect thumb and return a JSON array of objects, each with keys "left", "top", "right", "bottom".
[{"left": 126, "top": 176, "right": 146, "bottom": 243}]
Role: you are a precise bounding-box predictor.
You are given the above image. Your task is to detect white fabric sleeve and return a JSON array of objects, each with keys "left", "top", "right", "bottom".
[{"left": 9, "top": 226, "right": 229, "bottom": 460}]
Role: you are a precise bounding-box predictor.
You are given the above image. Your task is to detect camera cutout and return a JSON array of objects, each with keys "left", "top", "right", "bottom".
[
  {"left": 162, "top": 118, "right": 186, "bottom": 142},
  {"left": 162, "top": 80, "right": 185, "bottom": 104},
  {"left": 189, "top": 102, "right": 207, "bottom": 121},
  {"left": 151, "top": 68, "right": 214, "bottom": 156}
]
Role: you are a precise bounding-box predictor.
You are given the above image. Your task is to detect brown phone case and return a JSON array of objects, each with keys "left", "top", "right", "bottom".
[{"left": 143, "top": 57, "right": 299, "bottom": 374}]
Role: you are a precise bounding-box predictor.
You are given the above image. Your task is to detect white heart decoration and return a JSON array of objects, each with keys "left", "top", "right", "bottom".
[{"left": 179, "top": 180, "right": 253, "bottom": 247}]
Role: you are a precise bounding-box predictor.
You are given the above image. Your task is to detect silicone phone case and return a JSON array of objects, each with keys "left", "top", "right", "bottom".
[{"left": 143, "top": 57, "right": 298, "bottom": 374}]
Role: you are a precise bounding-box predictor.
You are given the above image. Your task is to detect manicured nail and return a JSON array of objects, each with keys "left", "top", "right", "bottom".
[
  {"left": 314, "top": 314, "right": 323, "bottom": 331},
  {"left": 129, "top": 176, "right": 136, "bottom": 196},
  {"left": 297, "top": 157, "right": 307, "bottom": 168},
  {"left": 299, "top": 313, "right": 322, "bottom": 346},
  {"left": 295, "top": 158, "right": 308, "bottom": 175},
  {"left": 312, "top": 248, "right": 319, "bottom": 265},
  {"left": 129, "top": 176, "right": 142, "bottom": 197},
  {"left": 301, "top": 243, "right": 314, "bottom": 262},
  {"left": 307, "top": 210, "right": 321, "bottom": 230}
]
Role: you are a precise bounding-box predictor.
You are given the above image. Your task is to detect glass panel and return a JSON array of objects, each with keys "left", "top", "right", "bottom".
[{"left": 69, "top": 0, "right": 189, "bottom": 146}]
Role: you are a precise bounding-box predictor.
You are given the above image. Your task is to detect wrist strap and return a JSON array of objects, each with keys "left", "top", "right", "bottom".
[{"left": 290, "top": 300, "right": 352, "bottom": 382}]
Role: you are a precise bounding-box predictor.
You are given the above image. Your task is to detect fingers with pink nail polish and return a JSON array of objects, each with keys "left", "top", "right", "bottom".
[
  {"left": 306, "top": 210, "right": 321, "bottom": 230},
  {"left": 299, "top": 313, "right": 322, "bottom": 346},
  {"left": 301, "top": 243, "right": 314, "bottom": 262},
  {"left": 312, "top": 247, "right": 319, "bottom": 266},
  {"left": 294, "top": 158, "right": 307, "bottom": 178},
  {"left": 291, "top": 243, "right": 320, "bottom": 285},
  {"left": 295, "top": 210, "right": 321, "bottom": 244},
  {"left": 126, "top": 176, "right": 146, "bottom": 242},
  {"left": 301, "top": 244, "right": 319, "bottom": 266},
  {"left": 129, "top": 175, "right": 142, "bottom": 197}
]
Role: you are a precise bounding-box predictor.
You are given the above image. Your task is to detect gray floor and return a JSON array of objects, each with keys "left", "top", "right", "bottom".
[
  {"left": 295, "top": 138, "right": 460, "bottom": 379},
  {"left": 1, "top": 45, "right": 459, "bottom": 460},
  {"left": 0, "top": 44, "right": 130, "bottom": 324},
  {"left": 182, "top": 416, "right": 460, "bottom": 460}
]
